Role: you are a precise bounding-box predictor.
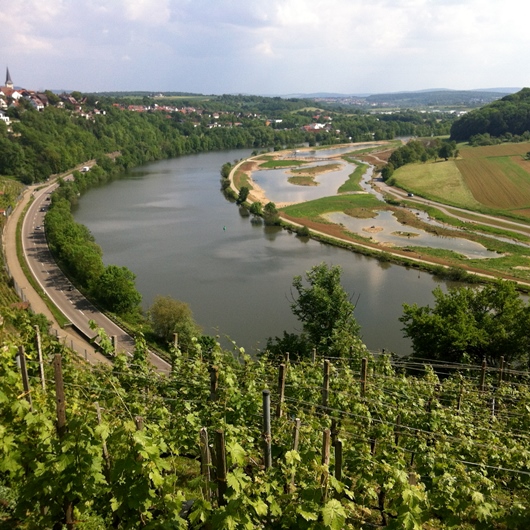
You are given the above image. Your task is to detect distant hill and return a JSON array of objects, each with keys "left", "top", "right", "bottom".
[
  {"left": 276, "top": 88, "right": 520, "bottom": 108},
  {"left": 363, "top": 89, "right": 512, "bottom": 107},
  {"left": 450, "top": 87, "right": 530, "bottom": 142}
]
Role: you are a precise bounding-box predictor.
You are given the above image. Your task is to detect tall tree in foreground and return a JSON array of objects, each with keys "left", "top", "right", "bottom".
[
  {"left": 400, "top": 280, "right": 530, "bottom": 366},
  {"left": 290, "top": 263, "right": 364, "bottom": 357},
  {"left": 148, "top": 295, "right": 201, "bottom": 352}
]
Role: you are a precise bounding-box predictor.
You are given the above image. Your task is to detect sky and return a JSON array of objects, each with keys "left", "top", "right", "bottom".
[{"left": 1, "top": 0, "right": 529, "bottom": 96}]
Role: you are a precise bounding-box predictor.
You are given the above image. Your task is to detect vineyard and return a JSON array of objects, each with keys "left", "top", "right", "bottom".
[{"left": 1, "top": 315, "right": 530, "bottom": 529}]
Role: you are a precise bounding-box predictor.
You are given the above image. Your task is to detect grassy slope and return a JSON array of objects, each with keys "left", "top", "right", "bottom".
[{"left": 392, "top": 159, "right": 482, "bottom": 209}]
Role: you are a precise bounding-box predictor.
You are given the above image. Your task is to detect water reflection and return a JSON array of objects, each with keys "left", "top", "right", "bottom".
[
  {"left": 326, "top": 211, "right": 500, "bottom": 259},
  {"left": 253, "top": 160, "right": 355, "bottom": 203}
]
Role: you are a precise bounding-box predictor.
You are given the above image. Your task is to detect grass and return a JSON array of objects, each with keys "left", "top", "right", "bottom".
[
  {"left": 288, "top": 176, "right": 317, "bottom": 186},
  {"left": 282, "top": 194, "right": 383, "bottom": 221},
  {"left": 233, "top": 170, "right": 253, "bottom": 190},
  {"left": 259, "top": 160, "right": 307, "bottom": 169},
  {"left": 290, "top": 163, "right": 341, "bottom": 176},
  {"left": 338, "top": 160, "right": 368, "bottom": 193},
  {"left": 456, "top": 156, "right": 530, "bottom": 209},
  {"left": 392, "top": 160, "right": 482, "bottom": 209}
]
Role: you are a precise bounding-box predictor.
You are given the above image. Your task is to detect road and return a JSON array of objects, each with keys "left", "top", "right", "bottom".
[
  {"left": 6, "top": 177, "right": 171, "bottom": 373},
  {"left": 375, "top": 176, "right": 530, "bottom": 238}
]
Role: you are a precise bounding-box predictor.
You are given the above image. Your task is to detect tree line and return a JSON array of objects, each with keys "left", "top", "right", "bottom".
[
  {"left": 380, "top": 138, "right": 458, "bottom": 181},
  {"left": 0, "top": 92, "right": 456, "bottom": 185}
]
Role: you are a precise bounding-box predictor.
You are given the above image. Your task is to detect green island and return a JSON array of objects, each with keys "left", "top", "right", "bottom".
[{"left": 2, "top": 88, "right": 530, "bottom": 528}]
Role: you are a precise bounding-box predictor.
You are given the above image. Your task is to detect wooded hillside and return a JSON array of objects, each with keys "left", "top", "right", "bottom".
[{"left": 450, "top": 88, "right": 530, "bottom": 142}]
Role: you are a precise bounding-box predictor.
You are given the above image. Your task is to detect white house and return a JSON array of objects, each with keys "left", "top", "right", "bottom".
[{"left": 0, "top": 110, "right": 9, "bottom": 125}]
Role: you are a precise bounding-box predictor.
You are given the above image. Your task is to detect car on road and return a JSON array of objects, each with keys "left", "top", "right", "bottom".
[
  {"left": 407, "top": 193, "right": 414, "bottom": 197},
  {"left": 35, "top": 226, "right": 41, "bottom": 230}
]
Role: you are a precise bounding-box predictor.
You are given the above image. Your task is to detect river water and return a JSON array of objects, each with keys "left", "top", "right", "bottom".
[{"left": 73, "top": 149, "right": 461, "bottom": 355}]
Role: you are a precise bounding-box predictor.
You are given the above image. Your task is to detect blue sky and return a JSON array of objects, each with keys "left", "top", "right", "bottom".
[{"left": 1, "top": 0, "right": 529, "bottom": 95}]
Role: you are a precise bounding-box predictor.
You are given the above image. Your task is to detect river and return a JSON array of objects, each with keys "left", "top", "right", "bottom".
[{"left": 73, "top": 149, "right": 460, "bottom": 355}]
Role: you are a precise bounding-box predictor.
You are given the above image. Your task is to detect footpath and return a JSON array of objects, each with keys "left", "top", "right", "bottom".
[{"left": 3, "top": 182, "right": 109, "bottom": 365}]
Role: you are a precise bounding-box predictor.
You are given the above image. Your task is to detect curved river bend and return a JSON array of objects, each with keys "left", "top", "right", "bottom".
[{"left": 73, "top": 149, "right": 460, "bottom": 355}]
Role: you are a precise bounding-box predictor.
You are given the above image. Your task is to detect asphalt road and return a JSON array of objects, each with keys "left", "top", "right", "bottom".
[{"left": 10, "top": 178, "right": 171, "bottom": 373}]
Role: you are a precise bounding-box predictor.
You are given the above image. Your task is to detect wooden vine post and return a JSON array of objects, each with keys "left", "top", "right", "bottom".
[
  {"left": 53, "top": 354, "right": 74, "bottom": 528},
  {"left": 209, "top": 366, "right": 219, "bottom": 401},
  {"left": 479, "top": 359, "right": 487, "bottom": 391},
  {"left": 214, "top": 429, "right": 227, "bottom": 506},
  {"left": 334, "top": 439, "right": 343, "bottom": 482},
  {"left": 360, "top": 357, "right": 368, "bottom": 397},
  {"left": 199, "top": 427, "right": 211, "bottom": 501},
  {"left": 262, "top": 389, "right": 272, "bottom": 469},
  {"left": 94, "top": 402, "right": 111, "bottom": 478},
  {"left": 498, "top": 356, "right": 505, "bottom": 385},
  {"left": 322, "top": 360, "right": 330, "bottom": 410},
  {"left": 18, "top": 346, "right": 33, "bottom": 411},
  {"left": 35, "top": 325, "right": 45, "bottom": 391},
  {"left": 321, "top": 428, "right": 331, "bottom": 503},
  {"left": 394, "top": 414, "right": 401, "bottom": 446},
  {"left": 53, "top": 354, "right": 67, "bottom": 438},
  {"left": 292, "top": 418, "right": 301, "bottom": 452},
  {"left": 276, "top": 363, "right": 286, "bottom": 418}
]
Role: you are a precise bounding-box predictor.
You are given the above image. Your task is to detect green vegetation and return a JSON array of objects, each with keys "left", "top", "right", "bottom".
[
  {"left": 2, "top": 300, "right": 530, "bottom": 528},
  {"left": 259, "top": 159, "right": 307, "bottom": 169},
  {"left": 148, "top": 295, "right": 201, "bottom": 353},
  {"left": 264, "top": 263, "right": 365, "bottom": 362},
  {"left": 401, "top": 281, "right": 530, "bottom": 366},
  {"left": 391, "top": 160, "right": 481, "bottom": 209},
  {"left": 282, "top": 194, "right": 384, "bottom": 223},
  {"left": 337, "top": 159, "right": 368, "bottom": 193},
  {"left": 450, "top": 87, "right": 530, "bottom": 142},
  {"left": 0, "top": 92, "right": 458, "bottom": 188}
]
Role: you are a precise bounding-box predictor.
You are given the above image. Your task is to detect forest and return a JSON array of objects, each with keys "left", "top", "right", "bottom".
[
  {"left": 450, "top": 88, "right": 530, "bottom": 142},
  {"left": 0, "top": 92, "right": 454, "bottom": 185}
]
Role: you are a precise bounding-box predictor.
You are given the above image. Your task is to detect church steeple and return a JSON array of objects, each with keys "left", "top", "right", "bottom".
[{"left": 5, "top": 67, "right": 13, "bottom": 89}]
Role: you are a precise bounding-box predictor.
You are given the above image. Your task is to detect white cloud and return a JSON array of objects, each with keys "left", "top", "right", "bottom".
[{"left": 0, "top": 0, "right": 529, "bottom": 93}]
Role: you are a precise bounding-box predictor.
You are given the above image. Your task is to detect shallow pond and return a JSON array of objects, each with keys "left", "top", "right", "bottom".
[
  {"left": 325, "top": 211, "right": 501, "bottom": 259},
  {"left": 252, "top": 160, "right": 355, "bottom": 203}
]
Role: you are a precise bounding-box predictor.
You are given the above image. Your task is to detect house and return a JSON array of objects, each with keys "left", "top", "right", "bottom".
[{"left": 0, "top": 110, "right": 10, "bottom": 125}]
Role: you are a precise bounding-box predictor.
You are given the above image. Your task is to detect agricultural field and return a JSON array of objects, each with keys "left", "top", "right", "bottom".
[
  {"left": 391, "top": 160, "right": 481, "bottom": 210},
  {"left": 393, "top": 142, "right": 530, "bottom": 214}
]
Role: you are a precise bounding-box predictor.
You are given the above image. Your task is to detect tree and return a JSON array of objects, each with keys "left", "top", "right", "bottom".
[
  {"left": 263, "top": 201, "right": 281, "bottom": 226},
  {"left": 92, "top": 264, "right": 142, "bottom": 314},
  {"left": 236, "top": 186, "right": 250, "bottom": 204},
  {"left": 400, "top": 281, "right": 530, "bottom": 366},
  {"left": 148, "top": 295, "right": 201, "bottom": 352},
  {"left": 290, "top": 263, "right": 362, "bottom": 357},
  {"left": 262, "top": 331, "right": 313, "bottom": 363},
  {"left": 438, "top": 141, "right": 456, "bottom": 161},
  {"left": 249, "top": 201, "right": 263, "bottom": 216},
  {"left": 220, "top": 162, "right": 232, "bottom": 179}
]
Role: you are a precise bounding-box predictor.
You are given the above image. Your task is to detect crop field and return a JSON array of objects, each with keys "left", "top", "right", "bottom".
[
  {"left": 458, "top": 142, "right": 530, "bottom": 159},
  {"left": 392, "top": 160, "right": 481, "bottom": 209},
  {"left": 393, "top": 142, "right": 530, "bottom": 213},
  {"left": 456, "top": 156, "right": 530, "bottom": 209}
]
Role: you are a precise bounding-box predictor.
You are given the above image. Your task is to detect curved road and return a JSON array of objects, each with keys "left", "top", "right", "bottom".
[{"left": 6, "top": 177, "right": 170, "bottom": 373}]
